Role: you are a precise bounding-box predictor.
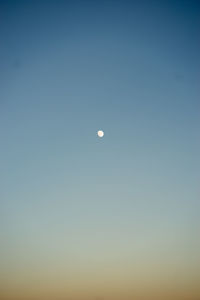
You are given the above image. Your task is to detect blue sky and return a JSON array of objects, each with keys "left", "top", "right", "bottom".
[{"left": 0, "top": 1, "right": 199, "bottom": 299}]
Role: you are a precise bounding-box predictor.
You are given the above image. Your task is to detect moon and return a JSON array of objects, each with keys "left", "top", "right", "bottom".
[{"left": 97, "top": 130, "right": 104, "bottom": 138}]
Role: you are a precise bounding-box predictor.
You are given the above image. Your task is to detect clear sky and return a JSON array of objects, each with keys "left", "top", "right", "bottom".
[{"left": 0, "top": 1, "right": 199, "bottom": 299}]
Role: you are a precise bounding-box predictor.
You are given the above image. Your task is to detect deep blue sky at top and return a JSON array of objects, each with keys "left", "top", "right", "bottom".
[{"left": 0, "top": 0, "right": 199, "bottom": 272}]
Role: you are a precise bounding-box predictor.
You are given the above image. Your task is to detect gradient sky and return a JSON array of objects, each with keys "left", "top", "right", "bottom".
[{"left": 0, "top": 1, "right": 200, "bottom": 299}]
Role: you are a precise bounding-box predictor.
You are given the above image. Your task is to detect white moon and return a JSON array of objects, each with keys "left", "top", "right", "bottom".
[{"left": 97, "top": 130, "right": 104, "bottom": 138}]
